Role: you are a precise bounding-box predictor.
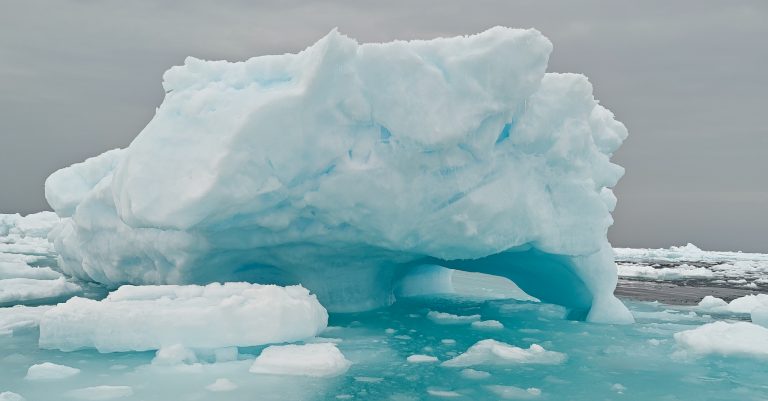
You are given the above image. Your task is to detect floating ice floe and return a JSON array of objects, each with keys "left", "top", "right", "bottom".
[
  {"left": 674, "top": 321, "right": 768, "bottom": 359},
  {"left": 205, "top": 378, "right": 238, "bottom": 392},
  {"left": 486, "top": 385, "right": 542, "bottom": 399},
  {"left": 43, "top": 27, "right": 631, "bottom": 323},
  {"left": 460, "top": 368, "right": 491, "bottom": 379},
  {"left": 407, "top": 354, "right": 439, "bottom": 363},
  {"left": 696, "top": 294, "right": 768, "bottom": 328},
  {"left": 471, "top": 320, "right": 504, "bottom": 329},
  {"left": 697, "top": 294, "right": 768, "bottom": 314},
  {"left": 38, "top": 282, "right": 327, "bottom": 352},
  {"left": 67, "top": 385, "right": 133, "bottom": 400},
  {"left": 442, "top": 339, "right": 566, "bottom": 367},
  {"left": 249, "top": 343, "right": 351, "bottom": 377},
  {"left": 25, "top": 362, "right": 80, "bottom": 380},
  {"left": 427, "top": 311, "right": 481, "bottom": 325}
]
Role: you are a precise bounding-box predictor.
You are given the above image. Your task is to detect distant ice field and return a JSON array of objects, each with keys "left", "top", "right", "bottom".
[{"left": 615, "top": 244, "right": 768, "bottom": 303}]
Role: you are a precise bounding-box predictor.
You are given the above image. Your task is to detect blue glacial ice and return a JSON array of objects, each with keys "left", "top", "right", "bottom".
[{"left": 43, "top": 26, "right": 630, "bottom": 323}]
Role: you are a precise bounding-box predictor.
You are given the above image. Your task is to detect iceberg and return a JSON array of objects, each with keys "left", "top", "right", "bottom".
[
  {"left": 43, "top": 27, "right": 630, "bottom": 322},
  {"left": 38, "top": 282, "right": 327, "bottom": 352}
]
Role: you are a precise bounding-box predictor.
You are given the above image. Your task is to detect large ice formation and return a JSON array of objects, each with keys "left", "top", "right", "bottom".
[
  {"left": 38, "top": 282, "right": 327, "bottom": 352},
  {"left": 44, "top": 27, "right": 630, "bottom": 322}
]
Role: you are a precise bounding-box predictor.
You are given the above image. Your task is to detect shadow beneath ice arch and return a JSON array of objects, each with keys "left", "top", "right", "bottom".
[{"left": 416, "top": 247, "right": 593, "bottom": 321}]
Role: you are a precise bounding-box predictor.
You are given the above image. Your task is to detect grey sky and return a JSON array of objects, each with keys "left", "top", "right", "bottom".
[{"left": 1, "top": 1, "right": 766, "bottom": 252}]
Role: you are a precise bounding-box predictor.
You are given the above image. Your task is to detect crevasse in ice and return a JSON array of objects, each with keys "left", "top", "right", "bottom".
[{"left": 44, "top": 27, "right": 630, "bottom": 322}]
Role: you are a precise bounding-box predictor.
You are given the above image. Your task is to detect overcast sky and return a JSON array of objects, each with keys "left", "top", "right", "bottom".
[{"left": 1, "top": 1, "right": 766, "bottom": 252}]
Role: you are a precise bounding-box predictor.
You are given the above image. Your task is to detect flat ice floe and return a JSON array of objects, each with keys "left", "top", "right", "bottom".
[
  {"left": 486, "top": 385, "right": 542, "bottom": 399},
  {"left": 427, "top": 311, "right": 481, "bottom": 325},
  {"left": 249, "top": 343, "right": 351, "bottom": 377},
  {"left": 67, "top": 385, "right": 133, "bottom": 400},
  {"left": 674, "top": 321, "right": 768, "bottom": 359},
  {"left": 38, "top": 282, "right": 327, "bottom": 352},
  {"left": 25, "top": 362, "right": 80, "bottom": 380},
  {"left": 442, "top": 339, "right": 566, "bottom": 367}
]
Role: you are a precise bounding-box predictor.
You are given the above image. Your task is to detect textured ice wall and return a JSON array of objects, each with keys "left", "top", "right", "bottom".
[{"left": 45, "top": 27, "right": 631, "bottom": 322}]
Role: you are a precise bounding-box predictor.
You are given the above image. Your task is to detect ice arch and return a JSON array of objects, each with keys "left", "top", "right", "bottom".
[{"left": 45, "top": 27, "right": 632, "bottom": 323}]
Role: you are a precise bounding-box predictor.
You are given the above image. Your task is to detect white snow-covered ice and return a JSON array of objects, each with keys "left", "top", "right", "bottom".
[
  {"left": 25, "top": 362, "right": 80, "bottom": 380},
  {"left": 38, "top": 282, "right": 327, "bottom": 352},
  {"left": 249, "top": 342, "right": 351, "bottom": 377},
  {"left": 674, "top": 321, "right": 768, "bottom": 359}
]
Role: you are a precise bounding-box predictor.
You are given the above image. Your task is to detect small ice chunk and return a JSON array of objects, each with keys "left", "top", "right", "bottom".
[
  {"left": 205, "top": 378, "right": 238, "bottom": 392},
  {"left": 151, "top": 344, "right": 198, "bottom": 365},
  {"left": 427, "top": 389, "right": 461, "bottom": 397},
  {"left": 471, "top": 320, "right": 504, "bottom": 329},
  {"left": 25, "top": 362, "right": 80, "bottom": 380},
  {"left": 674, "top": 321, "right": 768, "bottom": 358},
  {"left": 612, "top": 383, "right": 626, "bottom": 393},
  {"left": 427, "top": 311, "right": 481, "bottom": 324},
  {"left": 0, "top": 392, "right": 25, "bottom": 401},
  {"left": 486, "top": 385, "right": 542, "bottom": 399},
  {"left": 249, "top": 343, "right": 351, "bottom": 377},
  {"left": 460, "top": 368, "right": 491, "bottom": 379},
  {"left": 441, "top": 339, "right": 456, "bottom": 345},
  {"left": 698, "top": 294, "right": 768, "bottom": 318},
  {"left": 39, "top": 282, "right": 327, "bottom": 352},
  {"left": 354, "top": 376, "right": 383, "bottom": 383},
  {"left": 697, "top": 295, "right": 729, "bottom": 311},
  {"left": 67, "top": 385, "right": 133, "bottom": 400},
  {"left": 406, "top": 354, "right": 439, "bottom": 363},
  {"left": 442, "top": 339, "right": 566, "bottom": 367},
  {"left": 385, "top": 328, "right": 396, "bottom": 334}
]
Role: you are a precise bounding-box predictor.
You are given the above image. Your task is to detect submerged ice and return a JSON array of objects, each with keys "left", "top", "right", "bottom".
[{"left": 43, "top": 27, "right": 630, "bottom": 322}]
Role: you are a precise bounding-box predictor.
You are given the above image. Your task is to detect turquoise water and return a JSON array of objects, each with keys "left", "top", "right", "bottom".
[{"left": 2, "top": 273, "right": 766, "bottom": 401}]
